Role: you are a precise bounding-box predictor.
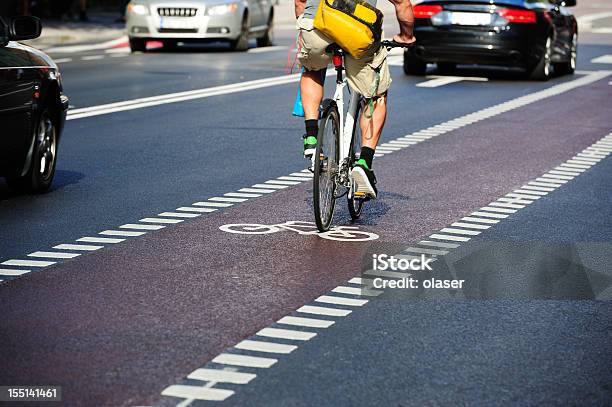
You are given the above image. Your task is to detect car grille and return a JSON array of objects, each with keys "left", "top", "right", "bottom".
[
  {"left": 157, "top": 7, "right": 198, "bottom": 17},
  {"left": 158, "top": 28, "right": 199, "bottom": 33}
]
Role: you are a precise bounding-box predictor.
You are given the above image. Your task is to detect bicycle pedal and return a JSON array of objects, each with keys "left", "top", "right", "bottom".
[{"left": 354, "top": 191, "right": 366, "bottom": 197}]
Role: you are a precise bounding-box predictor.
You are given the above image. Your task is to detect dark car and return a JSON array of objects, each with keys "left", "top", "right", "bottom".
[
  {"left": 404, "top": 0, "right": 578, "bottom": 80},
  {"left": 0, "top": 16, "right": 69, "bottom": 193}
]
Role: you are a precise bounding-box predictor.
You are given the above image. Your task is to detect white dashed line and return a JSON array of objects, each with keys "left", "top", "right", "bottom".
[
  {"left": 140, "top": 217, "right": 183, "bottom": 224},
  {"left": 2, "top": 259, "right": 56, "bottom": 267},
  {"left": 78, "top": 236, "right": 125, "bottom": 243},
  {"left": 120, "top": 224, "right": 165, "bottom": 231},
  {"left": 209, "top": 197, "right": 248, "bottom": 203},
  {"left": 28, "top": 251, "right": 80, "bottom": 259},
  {"left": 297, "top": 305, "right": 352, "bottom": 317},
  {"left": 158, "top": 212, "right": 200, "bottom": 218},
  {"left": 315, "top": 295, "right": 368, "bottom": 306},
  {"left": 176, "top": 207, "right": 217, "bottom": 213},
  {"left": 277, "top": 316, "right": 335, "bottom": 328},
  {"left": 53, "top": 244, "right": 104, "bottom": 251},
  {"left": 0, "top": 268, "right": 31, "bottom": 276},
  {"left": 256, "top": 328, "right": 317, "bottom": 341},
  {"left": 193, "top": 202, "right": 233, "bottom": 207},
  {"left": 235, "top": 340, "right": 298, "bottom": 354},
  {"left": 99, "top": 230, "right": 146, "bottom": 237},
  {"left": 188, "top": 368, "right": 257, "bottom": 384},
  {"left": 161, "top": 386, "right": 233, "bottom": 402},
  {"left": 212, "top": 354, "right": 277, "bottom": 368}
]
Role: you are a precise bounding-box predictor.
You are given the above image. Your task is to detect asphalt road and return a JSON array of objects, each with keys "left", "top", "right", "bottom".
[{"left": 1, "top": 1, "right": 612, "bottom": 406}]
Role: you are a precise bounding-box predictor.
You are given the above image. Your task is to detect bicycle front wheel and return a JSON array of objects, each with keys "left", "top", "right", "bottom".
[
  {"left": 348, "top": 101, "right": 364, "bottom": 220},
  {"left": 313, "top": 101, "right": 340, "bottom": 232}
]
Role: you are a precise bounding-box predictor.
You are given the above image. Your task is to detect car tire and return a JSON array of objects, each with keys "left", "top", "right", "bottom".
[
  {"left": 403, "top": 51, "right": 427, "bottom": 76},
  {"left": 529, "top": 36, "right": 552, "bottom": 81},
  {"left": 129, "top": 37, "right": 146, "bottom": 53},
  {"left": 256, "top": 11, "right": 274, "bottom": 47},
  {"left": 163, "top": 40, "right": 178, "bottom": 50},
  {"left": 554, "top": 33, "right": 577, "bottom": 76},
  {"left": 6, "top": 107, "right": 58, "bottom": 194},
  {"left": 230, "top": 13, "right": 249, "bottom": 52},
  {"left": 437, "top": 62, "right": 456, "bottom": 74}
]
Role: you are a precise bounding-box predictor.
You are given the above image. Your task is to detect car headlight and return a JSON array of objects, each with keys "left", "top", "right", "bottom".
[
  {"left": 127, "top": 3, "right": 150, "bottom": 15},
  {"left": 207, "top": 3, "right": 238, "bottom": 16}
]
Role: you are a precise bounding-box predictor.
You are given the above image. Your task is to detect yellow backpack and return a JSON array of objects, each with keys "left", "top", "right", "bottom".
[{"left": 313, "top": 0, "right": 383, "bottom": 59}]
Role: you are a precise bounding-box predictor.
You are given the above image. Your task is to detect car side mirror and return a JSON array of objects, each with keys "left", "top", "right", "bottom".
[{"left": 8, "top": 16, "right": 42, "bottom": 41}]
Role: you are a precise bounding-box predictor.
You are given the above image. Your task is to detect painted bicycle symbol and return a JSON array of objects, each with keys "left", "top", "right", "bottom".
[{"left": 219, "top": 220, "right": 379, "bottom": 242}]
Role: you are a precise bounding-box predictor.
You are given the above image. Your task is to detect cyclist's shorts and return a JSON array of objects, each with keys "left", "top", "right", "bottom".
[{"left": 296, "top": 15, "right": 391, "bottom": 99}]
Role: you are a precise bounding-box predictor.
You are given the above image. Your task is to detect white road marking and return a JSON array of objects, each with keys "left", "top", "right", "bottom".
[
  {"left": 480, "top": 206, "right": 517, "bottom": 214},
  {"left": 430, "top": 233, "right": 471, "bottom": 242},
  {"left": 315, "top": 295, "right": 368, "bottom": 306},
  {"left": 212, "top": 353, "right": 277, "bottom": 368},
  {"left": 120, "top": 223, "right": 165, "bottom": 230},
  {"left": 440, "top": 228, "right": 481, "bottom": 236},
  {"left": 188, "top": 368, "right": 256, "bottom": 384},
  {"left": 54, "top": 58, "right": 72, "bottom": 63},
  {"left": 418, "top": 240, "right": 461, "bottom": 249},
  {"left": 264, "top": 180, "right": 301, "bottom": 186},
  {"left": 297, "top": 305, "right": 352, "bottom": 317},
  {"left": 277, "top": 316, "right": 335, "bottom": 328},
  {"left": 289, "top": 172, "right": 313, "bottom": 178},
  {"left": 256, "top": 327, "right": 317, "bottom": 341},
  {"left": 81, "top": 55, "right": 105, "bottom": 61},
  {"left": 53, "top": 244, "right": 103, "bottom": 251},
  {"left": 498, "top": 197, "right": 534, "bottom": 205},
  {"left": 225, "top": 192, "right": 262, "bottom": 198},
  {"left": 451, "top": 222, "right": 491, "bottom": 230},
  {"left": 514, "top": 189, "right": 548, "bottom": 196},
  {"left": 161, "top": 385, "right": 233, "bottom": 401},
  {"left": 67, "top": 73, "right": 301, "bottom": 120},
  {"left": 29, "top": 251, "right": 80, "bottom": 259},
  {"left": 235, "top": 340, "right": 297, "bottom": 354},
  {"left": 78, "top": 236, "right": 125, "bottom": 243},
  {"left": 461, "top": 216, "right": 500, "bottom": 224},
  {"left": 535, "top": 177, "right": 565, "bottom": 185},
  {"left": 570, "top": 157, "right": 599, "bottom": 164},
  {"left": 591, "top": 55, "right": 612, "bottom": 64},
  {"left": 209, "top": 197, "right": 248, "bottom": 203},
  {"left": 489, "top": 201, "right": 526, "bottom": 209},
  {"left": 520, "top": 185, "right": 555, "bottom": 192},
  {"left": 0, "top": 268, "right": 31, "bottom": 276},
  {"left": 348, "top": 278, "right": 364, "bottom": 284},
  {"left": 158, "top": 212, "right": 200, "bottom": 218},
  {"left": 553, "top": 167, "right": 582, "bottom": 175},
  {"left": 332, "top": 286, "right": 382, "bottom": 297},
  {"left": 176, "top": 206, "right": 217, "bottom": 213},
  {"left": 560, "top": 162, "right": 591, "bottom": 169},
  {"left": 46, "top": 36, "right": 128, "bottom": 53},
  {"left": 193, "top": 202, "right": 233, "bottom": 207},
  {"left": 251, "top": 183, "right": 288, "bottom": 189},
  {"left": 541, "top": 173, "right": 573, "bottom": 181},
  {"left": 277, "top": 176, "right": 309, "bottom": 182},
  {"left": 247, "top": 45, "right": 288, "bottom": 53},
  {"left": 365, "top": 269, "right": 414, "bottom": 279},
  {"left": 417, "top": 76, "right": 488, "bottom": 88},
  {"left": 404, "top": 246, "right": 449, "bottom": 255},
  {"left": 100, "top": 230, "right": 146, "bottom": 237},
  {"left": 529, "top": 181, "right": 562, "bottom": 188},
  {"left": 471, "top": 211, "right": 509, "bottom": 218},
  {"left": 2, "top": 259, "right": 56, "bottom": 267},
  {"left": 140, "top": 217, "right": 183, "bottom": 224},
  {"left": 238, "top": 187, "right": 277, "bottom": 194}
]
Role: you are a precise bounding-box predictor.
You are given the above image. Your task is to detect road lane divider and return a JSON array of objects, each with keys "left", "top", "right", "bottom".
[
  {"left": 158, "top": 132, "right": 612, "bottom": 406},
  {"left": 2, "top": 72, "right": 610, "bottom": 286}
]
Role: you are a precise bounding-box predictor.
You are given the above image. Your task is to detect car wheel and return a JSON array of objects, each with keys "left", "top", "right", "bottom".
[
  {"left": 129, "top": 37, "right": 146, "bottom": 53},
  {"left": 437, "top": 62, "right": 456, "bottom": 74},
  {"left": 6, "top": 108, "right": 58, "bottom": 194},
  {"left": 403, "top": 50, "right": 427, "bottom": 76},
  {"left": 554, "top": 33, "right": 577, "bottom": 75},
  {"left": 230, "top": 14, "right": 249, "bottom": 52},
  {"left": 256, "top": 11, "right": 274, "bottom": 47},
  {"left": 163, "top": 40, "right": 178, "bottom": 50},
  {"left": 529, "top": 36, "right": 552, "bottom": 81}
]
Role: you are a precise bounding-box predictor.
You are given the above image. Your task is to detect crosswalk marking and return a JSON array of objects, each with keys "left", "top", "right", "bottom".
[
  {"left": 120, "top": 223, "right": 165, "bottom": 230},
  {"left": 404, "top": 246, "right": 449, "bottom": 255},
  {"left": 53, "top": 244, "right": 104, "bottom": 251},
  {"left": 212, "top": 353, "right": 277, "bottom": 368},
  {"left": 277, "top": 316, "right": 335, "bottom": 328},
  {"left": 315, "top": 295, "right": 368, "bottom": 306},
  {"left": 265, "top": 180, "right": 301, "bottom": 186},
  {"left": 2, "top": 259, "right": 56, "bottom": 267},
  {"left": 188, "top": 368, "right": 257, "bottom": 384},
  {"left": 332, "top": 286, "right": 382, "bottom": 297},
  {"left": 140, "top": 217, "right": 183, "bottom": 224},
  {"left": 100, "top": 230, "right": 146, "bottom": 236},
  {"left": 471, "top": 211, "right": 509, "bottom": 219},
  {"left": 440, "top": 228, "right": 481, "bottom": 236},
  {"left": 297, "top": 305, "right": 352, "bottom": 317},
  {"left": 29, "top": 251, "right": 81, "bottom": 259},
  {"left": 429, "top": 233, "right": 471, "bottom": 242},
  {"left": 251, "top": 183, "right": 288, "bottom": 190},
  {"left": 461, "top": 216, "right": 500, "bottom": 224},
  {"left": 78, "top": 236, "right": 125, "bottom": 243},
  {"left": 480, "top": 206, "right": 517, "bottom": 214},
  {"left": 451, "top": 222, "right": 490, "bottom": 230},
  {"left": 193, "top": 201, "right": 233, "bottom": 207},
  {"left": 417, "top": 240, "right": 461, "bottom": 249},
  {"left": 235, "top": 340, "right": 298, "bottom": 354},
  {"left": 158, "top": 212, "right": 200, "bottom": 218},
  {"left": 176, "top": 207, "right": 217, "bottom": 213},
  {"left": 225, "top": 192, "right": 262, "bottom": 198},
  {"left": 238, "top": 187, "right": 277, "bottom": 193},
  {"left": 256, "top": 327, "right": 317, "bottom": 341},
  {"left": 0, "top": 268, "right": 31, "bottom": 276},
  {"left": 161, "top": 385, "right": 234, "bottom": 401},
  {"left": 209, "top": 197, "right": 248, "bottom": 203}
]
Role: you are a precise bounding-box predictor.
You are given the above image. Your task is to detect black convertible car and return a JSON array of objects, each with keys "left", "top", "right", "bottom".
[
  {"left": 0, "top": 16, "right": 69, "bottom": 193},
  {"left": 404, "top": 0, "right": 578, "bottom": 80}
]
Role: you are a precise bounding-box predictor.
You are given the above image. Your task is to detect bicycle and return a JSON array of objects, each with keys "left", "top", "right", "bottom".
[
  {"left": 219, "top": 220, "right": 379, "bottom": 242},
  {"left": 312, "top": 40, "right": 413, "bottom": 232}
]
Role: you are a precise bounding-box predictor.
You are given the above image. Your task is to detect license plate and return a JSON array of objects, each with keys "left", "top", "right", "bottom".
[
  {"left": 449, "top": 12, "right": 492, "bottom": 26},
  {"left": 159, "top": 17, "right": 197, "bottom": 30}
]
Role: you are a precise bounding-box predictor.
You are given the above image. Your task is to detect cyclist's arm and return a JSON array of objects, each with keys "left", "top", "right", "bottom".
[
  {"left": 295, "top": 0, "right": 306, "bottom": 18},
  {"left": 388, "top": 0, "right": 416, "bottom": 44}
]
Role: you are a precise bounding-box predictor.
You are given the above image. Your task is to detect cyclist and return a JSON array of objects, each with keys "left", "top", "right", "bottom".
[{"left": 295, "top": 0, "right": 415, "bottom": 198}]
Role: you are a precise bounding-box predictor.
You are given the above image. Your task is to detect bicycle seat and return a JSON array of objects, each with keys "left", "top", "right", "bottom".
[{"left": 325, "top": 43, "right": 343, "bottom": 55}]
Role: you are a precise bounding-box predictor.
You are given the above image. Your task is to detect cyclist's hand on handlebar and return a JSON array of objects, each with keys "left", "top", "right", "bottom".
[{"left": 392, "top": 34, "right": 416, "bottom": 46}]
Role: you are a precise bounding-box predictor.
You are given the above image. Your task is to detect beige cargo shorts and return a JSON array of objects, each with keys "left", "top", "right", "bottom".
[{"left": 296, "top": 15, "right": 391, "bottom": 99}]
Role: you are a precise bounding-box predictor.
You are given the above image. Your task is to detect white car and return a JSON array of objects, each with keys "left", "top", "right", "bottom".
[{"left": 125, "top": 0, "right": 274, "bottom": 52}]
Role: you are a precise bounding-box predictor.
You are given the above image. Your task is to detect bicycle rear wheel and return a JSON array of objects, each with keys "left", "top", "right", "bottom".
[
  {"left": 313, "top": 101, "right": 340, "bottom": 232},
  {"left": 348, "top": 101, "right": 364, "bottom": 220}
]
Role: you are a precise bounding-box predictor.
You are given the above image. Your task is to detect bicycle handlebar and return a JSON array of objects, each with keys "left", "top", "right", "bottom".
[{"left": 380, "top": 40, "right": 416, "bottom": 50}]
